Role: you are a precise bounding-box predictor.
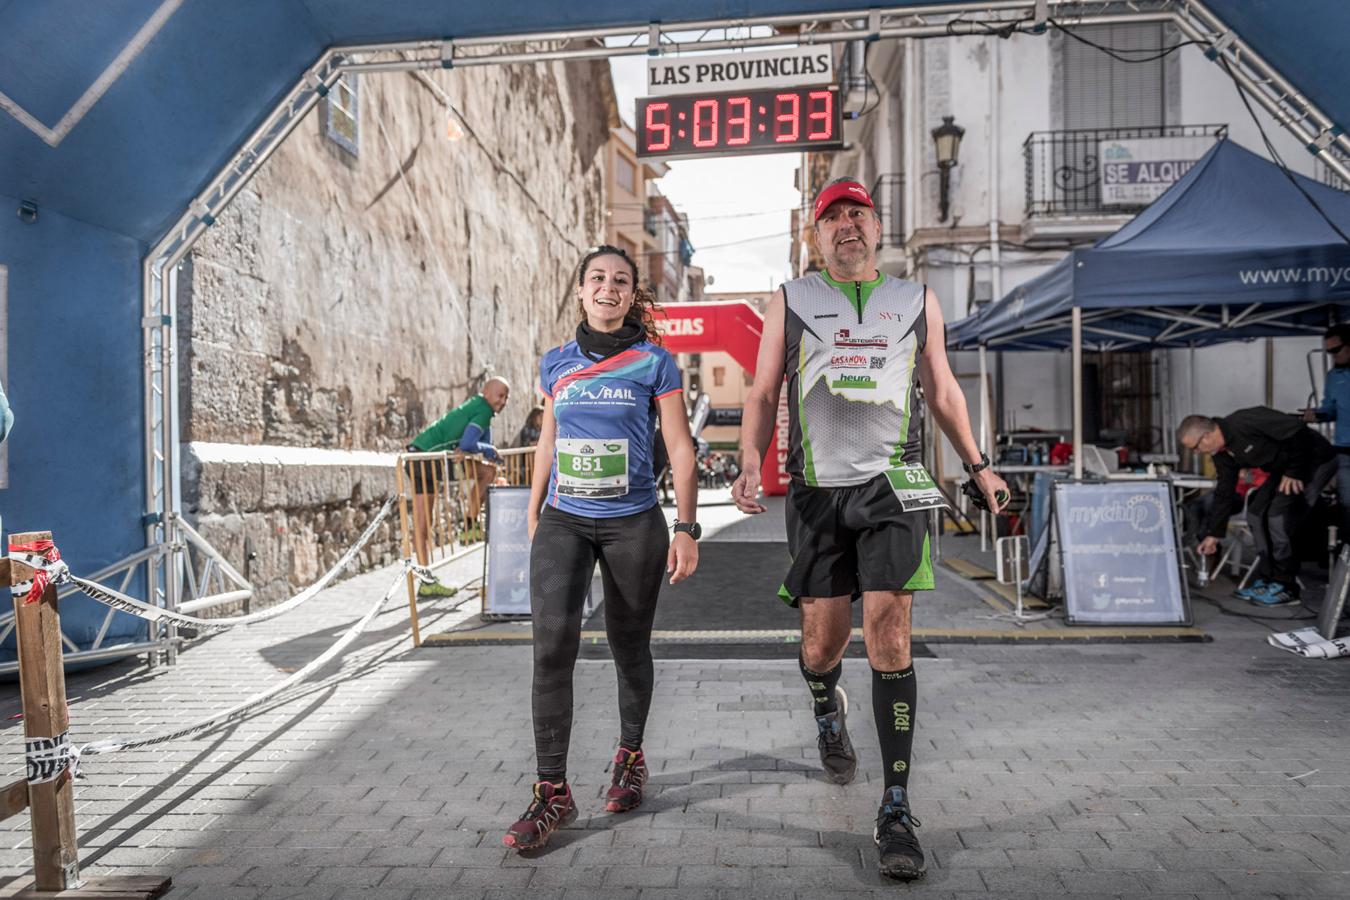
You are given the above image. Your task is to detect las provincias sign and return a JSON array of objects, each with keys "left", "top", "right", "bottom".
[{"left": 647, "top": 45, "right": 833, "bottom": 96}]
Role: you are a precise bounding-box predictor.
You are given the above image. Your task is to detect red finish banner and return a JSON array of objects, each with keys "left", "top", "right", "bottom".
[{"left": 652, "top": 301, "right": 788, "bottom": 496}]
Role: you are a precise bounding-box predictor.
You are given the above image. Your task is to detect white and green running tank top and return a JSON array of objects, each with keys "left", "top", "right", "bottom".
[{"left": 783, "top": 270, "right": 928, "bottom": 487}]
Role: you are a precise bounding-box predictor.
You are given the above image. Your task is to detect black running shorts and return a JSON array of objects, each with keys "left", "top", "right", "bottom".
[{"left": 780, "top": 472, "right": 934, "bottom": 606}]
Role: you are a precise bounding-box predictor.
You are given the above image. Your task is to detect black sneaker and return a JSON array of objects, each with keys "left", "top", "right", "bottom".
[
  {"left": 814, "top": 686, "right": 857, "bottom": 785},
  {"left": 875, "top": 785, "right": 926, "bottom": 880}
]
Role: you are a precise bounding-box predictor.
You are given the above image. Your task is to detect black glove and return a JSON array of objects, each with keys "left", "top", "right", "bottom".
[{"left": 961, "top": 479, "right": 1009, "bottom": 512}]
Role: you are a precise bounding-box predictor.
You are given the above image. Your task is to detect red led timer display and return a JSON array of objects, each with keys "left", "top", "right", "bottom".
[{"left": 637, "top": 86, "right": 843, "bottom": 159}]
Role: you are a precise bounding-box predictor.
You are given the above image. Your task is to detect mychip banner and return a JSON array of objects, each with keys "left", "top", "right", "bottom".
[{"left": 1055, "top": 480, "right": 1191, "bottom": 625}]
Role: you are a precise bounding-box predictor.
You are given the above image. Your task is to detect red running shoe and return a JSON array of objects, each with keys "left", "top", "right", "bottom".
[
  {"left": 605, "top": 747, "right": 648, "bottom": 813},
  {"left": 502, "top": 780, "right": 577, "bottom": 851}
]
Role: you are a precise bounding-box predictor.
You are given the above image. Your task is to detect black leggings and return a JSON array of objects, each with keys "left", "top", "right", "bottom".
[{"left": 530, "top": 503, "right": 669, "bottom": 781}]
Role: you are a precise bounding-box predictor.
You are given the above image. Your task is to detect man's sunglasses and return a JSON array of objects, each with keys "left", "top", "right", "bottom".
[{"left": 1329, "top": 343, "right": 1346, "bottom": 354}]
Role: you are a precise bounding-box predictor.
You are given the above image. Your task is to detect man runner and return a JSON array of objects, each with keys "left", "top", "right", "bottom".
[{"left": 732, "top": 178, "right": 1008, "bottom": 880}]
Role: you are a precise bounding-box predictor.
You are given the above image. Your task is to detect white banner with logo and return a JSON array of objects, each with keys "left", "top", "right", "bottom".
[
  {"left": 1099, "top": 136, "right": 1215, "bottom": 206},
  {"left": 647, "top": 46, "right": 833, "bottom": 97}
]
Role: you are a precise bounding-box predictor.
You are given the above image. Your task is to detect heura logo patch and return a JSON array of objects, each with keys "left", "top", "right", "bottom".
[
  {"left": 833, "top": 328, "right": 887, "bottom": 349},
  {"left": 830, "top": 374, "right": 877, "bottom": 389}
]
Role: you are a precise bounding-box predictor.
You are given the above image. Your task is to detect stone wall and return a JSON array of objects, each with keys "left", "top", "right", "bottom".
[{"left": 181, "top": 60, "right": 612, "bottom": 604}]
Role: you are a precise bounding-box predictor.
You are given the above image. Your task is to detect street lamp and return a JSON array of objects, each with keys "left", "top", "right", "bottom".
[{"left": 931, "top": 115, "right": 965, "bottom": 222}]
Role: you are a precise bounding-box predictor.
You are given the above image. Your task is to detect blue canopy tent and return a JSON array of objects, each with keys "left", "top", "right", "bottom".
[
  {"left": 2, "top": 2, "right": 1350, "bottom": 666},
  {"left": 948, "top": 139, "right": 1350, "bottom": 476},
  {"left": 952, "top": 140, "right": 1350, "bottom": 353}
]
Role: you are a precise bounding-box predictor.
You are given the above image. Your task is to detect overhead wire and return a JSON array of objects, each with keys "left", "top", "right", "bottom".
[{"left": 936, "top": 14, "right": 1350, "bottom": 250}]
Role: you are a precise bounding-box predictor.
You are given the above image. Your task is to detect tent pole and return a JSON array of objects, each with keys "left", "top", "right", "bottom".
[
  {"left": 987, "top": 33, "right": 1004, "bottom": 516},
  {"left": 978, "top": 344, "right": 990, "bottom": 551},
  {"left": 1072, "top": 306, "right": 1083, "bottom": 481},
  {"left": 1188, "top": 345, "right": 1198, "bottom": 473}
]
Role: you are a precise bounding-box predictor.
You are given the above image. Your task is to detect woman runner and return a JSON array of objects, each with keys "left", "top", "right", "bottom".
[{"left": 503, "top": 245, "right": 700, "bottom": 851}]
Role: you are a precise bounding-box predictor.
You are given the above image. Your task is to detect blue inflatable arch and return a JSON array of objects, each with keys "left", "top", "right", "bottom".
[{"left": 1, "top": 1, "right": 1347, "bottom": 664}]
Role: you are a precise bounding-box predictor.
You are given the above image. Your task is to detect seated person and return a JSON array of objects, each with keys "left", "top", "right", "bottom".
[{"left": 514, "top": 405, "right": 544, "bottom": 448}]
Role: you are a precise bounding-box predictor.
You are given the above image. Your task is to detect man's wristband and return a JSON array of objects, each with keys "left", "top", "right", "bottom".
[{"left": 962, "top": 451, "right": 992, "bottom": 475}]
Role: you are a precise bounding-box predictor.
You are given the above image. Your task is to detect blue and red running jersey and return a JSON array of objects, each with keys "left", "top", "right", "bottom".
[{"left": 539, "top": 340, "right": 683, "bottom": 518}]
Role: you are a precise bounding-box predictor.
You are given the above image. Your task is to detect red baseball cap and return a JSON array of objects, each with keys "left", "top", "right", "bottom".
[{"left": 813, "top": 180, "right": 875, "bottom": 222}]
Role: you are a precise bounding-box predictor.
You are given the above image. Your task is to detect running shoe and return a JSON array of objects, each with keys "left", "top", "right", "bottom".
[
  {"left": 1233, "top": 579, "right": 1268, "bottom": 601},
  {"left": 605, "top": 747, "right": 648, "bottom": 813},
  {"left": 815, "top": 686, "right": 857, "bottom": 785},
  {"left": 875, "top": 785, "right": 926, "bottom": 880},
  {"left": 502, "top": 780, "right": 576, "bottom": 851},
  {"left": 417, "top": 579, "right": 459, "bottom": 599},
  {"left": 1248, "top": 582, "right": 1298, "bottom": 607}
]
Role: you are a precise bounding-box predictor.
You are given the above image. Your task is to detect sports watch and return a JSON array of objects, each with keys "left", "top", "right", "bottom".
[
  {"left": 962, "top": 451, "right": 992, "bottom": 475},
  {"left": 673, "top": 521, "right": 702, "bottom": 541}
]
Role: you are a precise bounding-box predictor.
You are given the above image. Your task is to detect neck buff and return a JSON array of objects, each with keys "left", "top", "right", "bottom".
[{"left": 576, "top": 320, "right": 646, "bottom": 360}]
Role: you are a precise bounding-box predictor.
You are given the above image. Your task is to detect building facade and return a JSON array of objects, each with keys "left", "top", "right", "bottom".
[
  {"left": 695, "top": 290, "right": 774, "bottom": 446},
  {"left": 803, "top": 24, "right": 1330, "bottom": 480},
  {"left": 604, "top": 123, "right": 665, "bottom": 287},
  {"left": 183, "top": 61, "right": 613, "bottom": 603}
]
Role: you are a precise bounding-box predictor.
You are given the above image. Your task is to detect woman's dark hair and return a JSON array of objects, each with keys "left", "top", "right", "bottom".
[{"left": 575, "top": 244, "right": 663, "bottom": 344}]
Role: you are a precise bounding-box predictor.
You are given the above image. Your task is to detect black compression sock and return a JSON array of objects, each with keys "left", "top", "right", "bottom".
[
  {"left": 800, "top": 651, "right": 842, "bottom": 716},
  {"left": 872, "top": 665, "right": 917, "bottom": 790}
]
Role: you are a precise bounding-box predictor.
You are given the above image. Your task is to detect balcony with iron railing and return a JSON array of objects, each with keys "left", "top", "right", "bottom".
[{"left": 1023, "top": 124, "right": 1227, "bottom": 221}]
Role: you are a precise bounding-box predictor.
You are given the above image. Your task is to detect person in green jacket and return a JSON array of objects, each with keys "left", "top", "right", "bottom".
[{"left": 405, "top": 377, "right": 510, "bottom": 572}]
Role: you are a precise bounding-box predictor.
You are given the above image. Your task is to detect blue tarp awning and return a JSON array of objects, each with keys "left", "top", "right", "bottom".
[{"left": 949, "top": 140, "right": 1350, "bottom": 351}]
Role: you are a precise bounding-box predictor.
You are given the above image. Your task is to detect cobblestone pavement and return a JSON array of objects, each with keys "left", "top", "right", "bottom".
[{"left": 1, "top": 498, "right": 1348, "bottom": 899}]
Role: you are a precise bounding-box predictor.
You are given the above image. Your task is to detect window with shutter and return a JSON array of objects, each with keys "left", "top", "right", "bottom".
[{"left": 1061, "top": 24, "right": 1165, "bottom": 130}]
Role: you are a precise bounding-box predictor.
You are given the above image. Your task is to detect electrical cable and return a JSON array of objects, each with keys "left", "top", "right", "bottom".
[
  {"left": 1045, "top": 18, "right": 1205, "bottom": 63},
  {"left": 938, "top": 16, "right": 1350, "bottom": 251}
]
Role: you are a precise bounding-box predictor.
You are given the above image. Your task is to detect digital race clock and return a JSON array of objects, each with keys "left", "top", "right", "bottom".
[{"left": 636, "top": 86, "right": 843, "bottom": 160}]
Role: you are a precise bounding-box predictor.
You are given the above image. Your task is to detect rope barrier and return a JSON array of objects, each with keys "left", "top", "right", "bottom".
[
  {"left": 1, "top": 497, "right": 431, "bottom": 893},
  {"left": 8, "top": 495, "right": 398, "bottom": 633},
  {"left": 5, "top": 495, "right": 460, "bottom": 763},
  {"left": 80, "top": 559, "right": 434, "bottom": 757}
]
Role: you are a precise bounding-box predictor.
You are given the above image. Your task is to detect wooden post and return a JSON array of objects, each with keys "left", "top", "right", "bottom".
[
  {"left": 9, "top": 532, "right": 80, "bottom": 892},
  {"left": 395, "top": 457, "right": 423, "bottom": 648},
  {"left": 4, "top": 534, "right": 171, "bottom": 899}
]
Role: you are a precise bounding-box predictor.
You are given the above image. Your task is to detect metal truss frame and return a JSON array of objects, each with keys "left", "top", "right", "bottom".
[
  {"left": 138, "top": 1, "right": 1350, "bottom": 646},
  {"left": 0, "top": 515, "right": 250, "bottom": 673}
]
